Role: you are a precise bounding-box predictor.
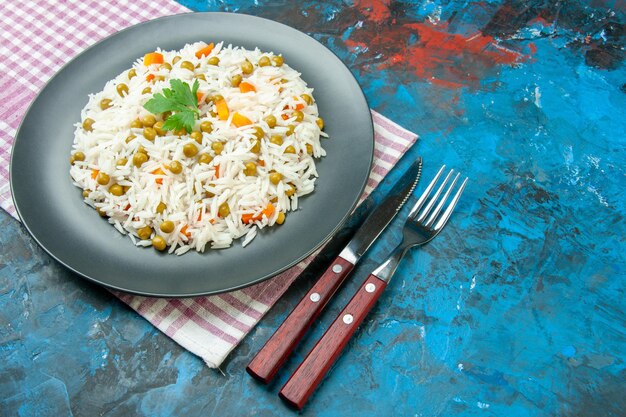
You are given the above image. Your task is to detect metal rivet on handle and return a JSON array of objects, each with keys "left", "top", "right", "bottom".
[
  {"left": 365, "top": 283, "right": 376, "bottom": 293},
  {"left": 332, "top": 264, "right": 343, "bottom": 273},
  {"left": 309, "top": 292, "right": 320, "bottom": 302},
  {"left": 343, "top": 314, "right": 353, "bottom": 324}
]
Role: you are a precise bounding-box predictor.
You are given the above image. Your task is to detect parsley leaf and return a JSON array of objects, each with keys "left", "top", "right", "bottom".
[
  {"left": 143, "top": 93, "right": 187, "bottom": 114},
  {"left": 162, "top": 111, "right": 196, "bottom": 132},
  {"left": 143, "top": 79, "right": 199, "bottom": 133}
]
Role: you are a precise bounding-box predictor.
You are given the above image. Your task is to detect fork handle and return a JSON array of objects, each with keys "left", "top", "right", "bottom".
[{"left": 279, "top": 274, "right": 387, "bottom": 410}]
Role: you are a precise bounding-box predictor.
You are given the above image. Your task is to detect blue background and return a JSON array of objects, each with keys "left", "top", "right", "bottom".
[{"left": 1, "top": 1, "right": 625, "bottom": 416}]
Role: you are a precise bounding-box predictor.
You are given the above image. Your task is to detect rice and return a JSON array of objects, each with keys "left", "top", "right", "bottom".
[{"left": 69, "top": 41, "right": 326, "bottom": 254}]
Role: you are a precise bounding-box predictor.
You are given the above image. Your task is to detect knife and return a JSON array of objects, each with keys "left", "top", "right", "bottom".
[{"left": 246, "top": 157, "right": 423, "bottom": 384}]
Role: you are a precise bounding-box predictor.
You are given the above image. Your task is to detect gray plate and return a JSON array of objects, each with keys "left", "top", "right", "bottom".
[{"left": 10, "top": 12, "right": 373, "bottom": 297}]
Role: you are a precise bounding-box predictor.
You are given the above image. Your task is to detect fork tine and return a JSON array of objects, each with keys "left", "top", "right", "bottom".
[
  {"left": 416, "top": 169, "right": 454, "bottom": 223},
  {"left": 433, "top": 177, "right": 468, "bottom": 231},
  {"left": 407, "top": 165, "right": 446, "bottom": 219},
  {"left": 424, "top": 172, "right": 460, "bottom": 228}
]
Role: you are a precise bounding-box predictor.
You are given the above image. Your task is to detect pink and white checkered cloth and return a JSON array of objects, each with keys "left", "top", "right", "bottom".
[{"left": 0, "top": 0, "right": 417, "bottom": 367}]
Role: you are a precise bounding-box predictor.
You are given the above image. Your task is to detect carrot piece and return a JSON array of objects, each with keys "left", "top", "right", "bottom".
[
  {"left": 124, "top": 204, "right": 131, "bottom": 211},
  {"left": 242, "top": 203, "right": 275, "bottom": 224},
  {"left": 195, "top": 43, "right": 214, "bottom": 59},
  {"left": 196, "top": 92, "right": 204, "bottom": 103},
  {"left": 214, "top": 164, "right": 220, "bottom": 179},
  {"left": 146, "top": 74, "right": 155, "bottom": 82},
  {"left": 281, "top": 113, "right": 289, "bottom": 120},
  {"left": 292, "top": 96, "right": 306, "bottom": 111},
  {"left": 215, "top": 99, "right": 229, "bottom": 120},
  {"left": 232, "top": 112, "right": 253, "bottom": 127},
  {"left": 263, "top": 203, "right": 275, "bottom": 219},
  {"left": 242, "top": 213, "right": 255, "bottom": 224},
  {"left": 152, "top": 168, "right": 165, "bottom": 185},
  {"left": 143, "top": 52, "right": 164, "bottom": 66},
  {"left": 284, "top": 100, "right": 305, "bottom": 111},
  {"left": 258, "top": 159, "right": 265, "bottom": 167},
  {"left": 239, "top": 82, "right": 256, "bottom": 93},
  {"left": 285, "top": 104, "right": 303, "bottom": 111},
  {"left": 91, "top": 169, "right": 99, "bottom": 179},
  {"left": 197, "top": 211, "right": 216, "bottom": 224},
  {"left": 180, "top": 225, "right": 191, "bottom": 238}
]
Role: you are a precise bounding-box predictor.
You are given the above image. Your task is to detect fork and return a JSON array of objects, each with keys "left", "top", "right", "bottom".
[{"left": 279, "top": 165, "right": 468, "bottom": 410}]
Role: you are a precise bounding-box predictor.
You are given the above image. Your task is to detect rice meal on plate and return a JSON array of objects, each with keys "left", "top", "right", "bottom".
[{"left": 69, "top": 41, "right": 327, "bottom": 255}]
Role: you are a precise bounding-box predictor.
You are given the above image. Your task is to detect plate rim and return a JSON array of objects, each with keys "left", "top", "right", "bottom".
[{"left": 10, "top": 11, "right": 374, "bottom": 297}]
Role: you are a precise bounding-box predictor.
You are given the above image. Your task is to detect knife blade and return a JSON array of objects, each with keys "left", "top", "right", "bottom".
[
  {"left": 338, "top": 160, "right": 423, "bottom": 265},
  {"left": 246, "top": 157, "right": 423, "bottom": 384}
]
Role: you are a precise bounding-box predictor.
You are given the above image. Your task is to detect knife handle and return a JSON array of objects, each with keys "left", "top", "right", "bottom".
[
  {"left": 279, "top": 274, "right": 387, "bottom": 410},
  {"left": 246, "top": 256, "right": 355, "bottom": 384}
]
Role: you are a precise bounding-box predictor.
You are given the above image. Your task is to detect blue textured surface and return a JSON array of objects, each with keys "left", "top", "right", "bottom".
[{"left": 2, "top": 1, "right": 625, "bottom": 416}]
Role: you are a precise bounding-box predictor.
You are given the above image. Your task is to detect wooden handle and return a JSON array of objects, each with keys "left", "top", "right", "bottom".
[
  {"left": 279, "top": 274, "right": 387, "bottom": 410},
  {"left": 246, "top": 256, "right": 355, "bottom": 384}
]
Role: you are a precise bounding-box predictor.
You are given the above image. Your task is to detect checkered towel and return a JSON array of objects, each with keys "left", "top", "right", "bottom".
[{"left": 0, "top": 0, "right": 417, "bottom": 367}]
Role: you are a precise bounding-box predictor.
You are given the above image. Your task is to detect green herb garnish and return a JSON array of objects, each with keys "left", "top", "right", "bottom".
[{"left": 143, "top": 79, "right": 199, "bottom": 133}]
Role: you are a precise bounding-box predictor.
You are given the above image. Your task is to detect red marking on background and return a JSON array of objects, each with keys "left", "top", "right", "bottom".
[
  {"left": 430, "top": 78, "right": 465, "bottom": 89},
  {"left": 529, "top": 43, "right": 537, "bottom": 54},
  {"left": 344, "top": 38, "right": 368, "bottom": 52},
  {"left": 405, "top": 22, "right": 519, "bottom": 73},
  {"left": 355, "top": 22, "right": 525, "bottom": 89},
  {"left": 347, "top": 1, "right": 531, "bottom": 89},
  {"left": 354, "top": 0, "right": 391, "bottom": 23},
  {"left": 527, "top": 17, "right": 552, "bottom": 27},
  {"left": 451, "top": 93, "right": 465, "bottom": 118}
]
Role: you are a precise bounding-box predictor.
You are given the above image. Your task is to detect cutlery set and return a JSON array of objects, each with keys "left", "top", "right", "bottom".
[{"left": 247, "top": 159, "right": 468, "bottom": 409}]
